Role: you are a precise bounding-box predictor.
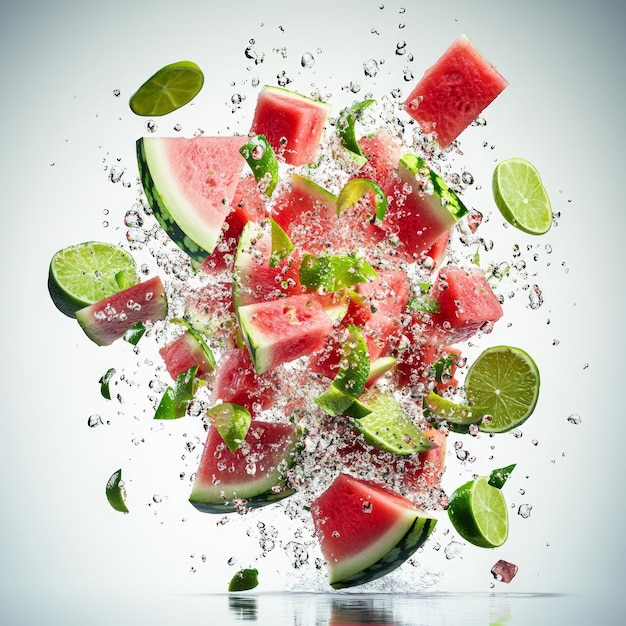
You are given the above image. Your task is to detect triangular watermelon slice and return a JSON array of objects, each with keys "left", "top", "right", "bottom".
[
  {"left": 311, "top": 473, "right": 437, "bottom": 589},
  {"left": 137, "top": 136, "right": 248, "bottom": 263}
]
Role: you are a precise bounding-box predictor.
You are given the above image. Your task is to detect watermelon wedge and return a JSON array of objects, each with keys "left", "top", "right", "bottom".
[
  {"left": 189, "top": 420, "right": 299, "bottom": 513},
  {"left": 76, "top": 275, "right": 168, "bottom": 346},
  {"left": 250, "top": 85, "right": 331, "bottom": 166},
  {"left": 311, "top": 473, "right": 437, "bottom": 588},
  {"left": 159, "top": 329, "right": 215, "bottom": 380},
  {"left": 136, "top": 136, "right": 248, "bottom": 263},
  {"left": 404, "top": 34, "right": 508, "bottom": 148}
]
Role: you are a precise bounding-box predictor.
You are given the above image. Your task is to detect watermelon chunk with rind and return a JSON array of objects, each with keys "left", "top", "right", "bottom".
[
  {"left": 76, "top": 275, "right": 168, "bottom": 346},
  {"left": 311, "top": 473, "right": 437, "bottom": 589},
  {"left": 250, "top": 85, "right": 331, "bottom": 166},
  {"left": 189, "top": 420, "right": 299, "bottom": 513},
  {"left": 237, "top": 294, "right": 333, "bottom": 374},
  {"left": 159, "top": 329, "right": 215, "bottom": 380},
  {"left": 137, "top": 136, "right": 248, "bottom": 263},
  {"left": 404, "top": 34, "right": 508, "bottom": 148}
]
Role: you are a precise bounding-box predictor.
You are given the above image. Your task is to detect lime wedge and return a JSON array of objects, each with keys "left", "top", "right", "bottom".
[
  {"left": 105, "top": 468, "right": 129, "bottom": 513},
  {"left": 240, "top": 134, "right": 279, "bottom": 197},
  {"left": 228, "top": 568, "right": 259, "bottom": 592},
  {"left": 48, "top": 242, "right": 138, "bottom": 318},
  {"left": 336, "top": 178, "right": 387, "bottom": 221},
  {"left": 129, "top": 60, "right": 204, "bottom": 116},
  {"left": 447, "top": 476, "right": 508, "bottom": 548},
  {"left": 269, "top": 218, "right": 294, "bottom": 268},
  {"left": 492, "top": 158, "right": 552, "bottom": 235},
  {"left": 424, "top": 390, "right": 487, "bottom": 426},
  {"left": 354, "top": 390, "right": 430, "bottom": 455},
  {"left": 465, "top": 345, "right": 540, "bottom": 433},
  {"left": 207, "top": 402, "right": 252, "bottom": 452},
  {"left": 337, "top": 98, "right": 375, "bottom": 162}
]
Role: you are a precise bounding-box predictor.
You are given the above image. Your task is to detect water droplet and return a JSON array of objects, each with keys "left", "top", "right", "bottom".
[
  {"left": 567, "top": 414, "right": 582, "bottom": 425},
  {"left": 362, "top": 500, "right": 373, "bottom": 513},
  {"left": 145, "top": 120, "right": 157, "bottom": 133},
  {"left": 87, "top": 414, "right": 103, "bottom": 427},
  {"left": 108, "top": 165, "right": 124, "bottom": 183},
  {"left": 529, "top": 284, "right": 543, "bottom": 309},
  {"left": 363, "top": 59, "right": 379, "bottom": 78},
  {"left": 301, "top": 52, "right": 315, "bottom": 68},
  {"left": 277, "top": 70, "right": 292, "bottom": 87},
  {"left": 518, "top": 503, "right": 533, "bottom": 518},
  {"left": 152, "top": 494, "right": 162, "bottom": 504}
]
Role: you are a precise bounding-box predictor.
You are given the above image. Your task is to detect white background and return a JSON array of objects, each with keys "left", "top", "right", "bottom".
[{"left": 1, "top": 0, "right": 624, "bottom": 624}]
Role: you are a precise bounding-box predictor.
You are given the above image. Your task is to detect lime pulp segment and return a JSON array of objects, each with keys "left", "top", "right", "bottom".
[
  {"left": 492, "top": 158, "right": 552, "bottom": 235},
  {"left": 129, "top": 60, "right": 204, "bottom": 117},
  {"left": 465, "top": 345, "right": 540, "bottom": 433},
  {"left": 48, "top": 241, "right": 137, "bottom": 318}
]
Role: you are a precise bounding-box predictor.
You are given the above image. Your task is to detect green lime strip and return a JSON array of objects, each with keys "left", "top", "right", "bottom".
[
  {"left": 399, "top": 154, "right": 469, "bottom": 221},
  {"left": 105, "top": 469, "right": 129, "bottom": 513},
  {"left": 336, "top": 178, "right": 387, "bottom": 221},
  {"left": 299, "top": 253, "right": 377, "bottom": 292},
  {"left": 228, "top": 568, "right": 259, "bottom": 592},
  {"left": 331, "top": 325, "right": 370, "bottom": 397},
  {"left": 240, "top": 135, "right": 279, "bottom": 197},
  {"left": 424, "top": 390, "right": 487, "bottom": 426},
  {"left": 99, "top": 367, "right": 116, "bottom": 400},
  {"left": 129, "top": 60, "right": 204, "bottom": 117},
  {"left": 492, "top": 158, "right": 552, "bottom": 235},
  {"left": 207, "top": 402, "right": 252, "bottom": 452},
  {"left": 154, "top": 365, "right": 200, "bottom": 420},
  {"left": 315, "top": 385, "right": 358, "bottom": 417},
  {"left": 354, "top": 390, "right": 431, "bottom": 455},
  {"left": 123, "top": 321, "right": 146, "bottom": 345},
  {"left": 269, "top": 218, "right": 294, "bottom": 268},
  {"left": 337, "top": 99, "right": 375, "bottom": 161},
  {"left": 488, "top": 464, "right": 516, "bottom": 490}
]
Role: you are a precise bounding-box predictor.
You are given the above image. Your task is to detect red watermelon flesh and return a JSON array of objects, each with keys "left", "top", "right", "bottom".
[
  {"left": 159, "top": 330, "right": 214, "bottom": 380},
  {"left": 250, "top": 85, "right": 331, "bottom": 166},
  {"left": 431, "top": 265, "right": 503, "bottom": 343},
  {"left": 211, "top": 348, "right": 278, "bottom": 414},
  {"left": 189, "top": 420, "right": 298, "bottom": 512},
  {"left": 76, "top": 275, "right": 168, "bottom": 346},
  {"left": 238, "top": 294, "right": 334, "bottom": 374},
  {"left": 404, "top": 34, "right": 508, "bottom": 148},
  {"left": 199, "top": 175, "right": 269, "bottom": 275},
  {"left": 138, "top": 136, "right": 248, "bottom": 261}
]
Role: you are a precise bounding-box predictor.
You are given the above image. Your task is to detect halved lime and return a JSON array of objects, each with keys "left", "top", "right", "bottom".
[
  {"left": 129, "top": 60, "right": 204, "bottom": 117},
  {"left": 447, "top": 476, "right": 508, "bottom": 548},
  {"left": 48, "top": 242, "right": 137, "bottom": 318},
  {"left": 105, "top": 468, "right": 129, "bottom": 513},
  {"left": 492, "top": 158, "right": 552, "bottom": 235},
  {"left": 465, "top": 345, "right": 540, "bottom": 433},
  {"left": 354, "top": 390, "right": 430, "bottom": 455}
]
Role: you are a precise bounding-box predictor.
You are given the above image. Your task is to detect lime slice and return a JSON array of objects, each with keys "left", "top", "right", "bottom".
[
  {"left": 269, "top": 218, "right": 294, "bottom": 268},
  {"left": 207, "top": 402, "right": 251, "bottom": 452},
  {"left": 48, "top": 242, "right": 138, "bottom": 318},
  {"left": 354, "top": 390, "right": 430, "bottom": 455},
  {"left": 492, "top": 158, "right": 552, "bottom": 235},
  {"left": 228, "top": 568, "right": 259, "bottom": 592},
  {"left": 336, "top": 178, "right": 387, "bottom": 221},
  {"left": 105, "top": 468, "right": 129, "bottom": 513},
  {"left": 465, "top": 345, "right": 540, "bottom": 433},
  {"left": 129, "top": 60, "right": 204, "bottom": 117},
  {"left": 448, "top": 476, "right": 508, "bottom": 548}
]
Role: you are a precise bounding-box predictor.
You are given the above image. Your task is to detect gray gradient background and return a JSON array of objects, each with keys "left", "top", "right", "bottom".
[{"left": 1, "top": 0, "right": 624, "bottom": 624}]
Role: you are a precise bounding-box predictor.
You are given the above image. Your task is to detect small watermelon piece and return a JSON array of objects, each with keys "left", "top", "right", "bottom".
[
  {"left": 431, "top": 265, "right": 503, "bottom": 343},
  {"left": 404, "top": 35, "right": 508, "bottom": 148},
  {"left": 76, "top": 275, "right": 168, "bottom": 346},
  {"left": 211, "top": 348, "right": 278, "bottom": 414},
  {"left": 136, "top": 136, "right": 248, "bottom": 263},
  {"left": 311, "top": 473, "right": 437, "bottom": 589},
  {"left": 237, "top": 294, "right": 333, "bottom": 374},
  {"left": 189, "top": 420, "right": 299, "bottom": 513},
  {"left": 159, "top": 330, "right": 215, "bottom": 380},
  {"left": 250, "top": 85, "right": 331, "bottom": 166}
]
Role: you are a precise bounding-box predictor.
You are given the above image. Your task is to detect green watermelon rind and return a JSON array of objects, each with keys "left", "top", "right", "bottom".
[{"left": 329, "top": 514, "right": 437, "bottom": 589}]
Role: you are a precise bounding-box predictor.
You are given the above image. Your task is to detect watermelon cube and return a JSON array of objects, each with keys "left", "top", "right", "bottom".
[
  {"left": 404, "top": 35, "right": 508, "bottom": 148},
  {"left": 431, "top": 266, "right": 503, "bottom": 342},
  {"left": 250, "top": 85, "right": 331, "bottom": 166}
]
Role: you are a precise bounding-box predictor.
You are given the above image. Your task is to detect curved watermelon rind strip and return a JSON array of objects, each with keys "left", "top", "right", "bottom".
[
  {"left": 189, "top": 485, "right": 296, "bottom": 514},
  {"left": 329, "top": 515, "right": 437, "bottom": 589}
]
